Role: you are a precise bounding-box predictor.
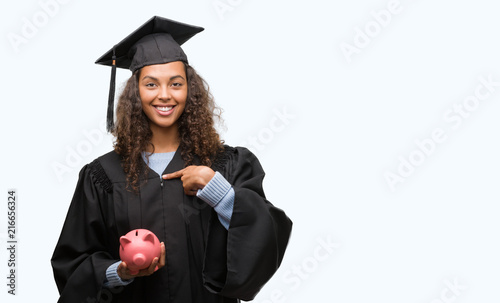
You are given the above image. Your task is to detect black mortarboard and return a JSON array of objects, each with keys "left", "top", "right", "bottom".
[{"left": 95, "top": 16, "right": 204, "bottom": 132}]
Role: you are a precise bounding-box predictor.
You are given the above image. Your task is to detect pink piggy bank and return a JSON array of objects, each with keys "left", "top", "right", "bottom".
[{"left": 119, "top": 229, "right": 161, "bottom": 275}]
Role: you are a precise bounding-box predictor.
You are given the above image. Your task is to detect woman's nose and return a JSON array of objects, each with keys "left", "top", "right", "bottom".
[{"left": 158, "top": 86, "right": 170, "bottom": 100}]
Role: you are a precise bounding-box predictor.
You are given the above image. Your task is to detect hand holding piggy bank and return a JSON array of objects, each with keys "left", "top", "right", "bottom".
[{"left": 119, "top": 229, "right": 162, "bottom": 275}]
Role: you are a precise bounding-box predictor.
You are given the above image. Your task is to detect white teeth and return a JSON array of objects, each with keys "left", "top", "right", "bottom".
[{"left": 156, "top": 106, "right": 173, "bottom": 112}]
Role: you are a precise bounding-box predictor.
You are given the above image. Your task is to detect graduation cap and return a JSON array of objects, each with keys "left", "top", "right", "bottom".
[{"left": 95, "top": 16, "right": 204, "bottom": 132}]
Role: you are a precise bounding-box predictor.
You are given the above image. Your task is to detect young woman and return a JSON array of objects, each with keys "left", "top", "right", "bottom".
[{"left": 51, "top": 16, "right": 292, "bottom": 303}]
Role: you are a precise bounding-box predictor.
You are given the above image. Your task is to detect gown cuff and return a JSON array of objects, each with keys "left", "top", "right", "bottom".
[
  {"left": 213, "top": 188, "right": 234, "bottom": 230},
  {"left": 197, "top": 171, "right": 234, "bottom": 229},
  {"left": 103, "top": 261, "right": 134, "bottom": 288},
  {"left": 197, "top": 172, "right": 231, "bottom": 207}
]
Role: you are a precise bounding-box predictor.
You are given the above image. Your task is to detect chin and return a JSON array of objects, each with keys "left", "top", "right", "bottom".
[{"left": 151, "top": 120, "right": 178, "bottom": 129}]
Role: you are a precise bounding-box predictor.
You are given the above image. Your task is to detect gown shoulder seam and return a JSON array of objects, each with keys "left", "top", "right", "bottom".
[
  {"left": 88, "top": 159, "right": 113, "bottom": 193},
  {"left": 211, "top": 145, "right": 236, "bottom": 174}
]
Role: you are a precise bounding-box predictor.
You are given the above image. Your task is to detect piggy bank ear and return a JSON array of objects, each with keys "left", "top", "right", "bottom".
[
  {"left": 142, "top": 231, "right": 155, "bottom": 244},
  {"left": 120, "top": 236, "right": 132, "bottom": 247}
]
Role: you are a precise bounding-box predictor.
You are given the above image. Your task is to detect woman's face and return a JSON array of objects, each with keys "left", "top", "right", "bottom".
[{"left": 139, "top": 61, "right": 188, "bottom": 132}]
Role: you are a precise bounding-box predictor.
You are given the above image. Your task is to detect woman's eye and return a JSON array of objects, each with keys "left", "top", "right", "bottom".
[
  {"left": 145, "top": 83, "right": 156, "bottom": 88},
  {"left": 172, "top": 82, "right": 182, "bottom": 87}
]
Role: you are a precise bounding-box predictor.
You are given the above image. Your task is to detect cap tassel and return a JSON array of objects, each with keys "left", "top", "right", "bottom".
[{"left": 106, "top": 47, "right": 117, "bottom": 132}]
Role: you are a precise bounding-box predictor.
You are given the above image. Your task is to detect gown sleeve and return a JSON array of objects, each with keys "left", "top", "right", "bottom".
[
  {"left": 203, "top": 147, "right": 293, "bottom": 301},
  {"left": 51, "top": 161, "right": 117, "bottom": 303}
]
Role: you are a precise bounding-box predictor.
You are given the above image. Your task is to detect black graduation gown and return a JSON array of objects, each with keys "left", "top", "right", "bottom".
[{"left": 51, "top": 146, "right": 292, "bottom": 303}]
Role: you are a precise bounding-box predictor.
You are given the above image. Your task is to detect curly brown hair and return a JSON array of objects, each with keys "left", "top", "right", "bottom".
[{"left": 112, "top": 63, "right": 224, "bottom": 192}]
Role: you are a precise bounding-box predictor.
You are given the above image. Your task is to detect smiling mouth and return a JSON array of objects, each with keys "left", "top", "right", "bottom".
[{"left": 154, "top": 105, "right": 175, "bottom": 112}]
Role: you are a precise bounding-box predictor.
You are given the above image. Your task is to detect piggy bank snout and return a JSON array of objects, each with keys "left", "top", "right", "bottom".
[{"left": 133, "top": 253, "right": 147, "bottom": 267}]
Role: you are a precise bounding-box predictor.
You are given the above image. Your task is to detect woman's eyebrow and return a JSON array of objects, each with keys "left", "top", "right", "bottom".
[
  {"left": 170, "top": 75, "right": 185, "bottom": 81},
  {"left": 141, "top": 75, "right": 185, "bottom": 81},
  {"left": 142, "top": 75, "right": 159, "bottom": 81}
]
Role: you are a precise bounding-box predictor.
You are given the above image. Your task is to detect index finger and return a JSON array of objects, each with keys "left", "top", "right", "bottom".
[
  {"left": 162, "top": 169, "right": 185, "bottom": 180},
  {"left": 158, "top": 242, "right": 166, "bottom": 267},
  {"left": 146, "top": 257, "right": 159, "bottom": 274}
]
